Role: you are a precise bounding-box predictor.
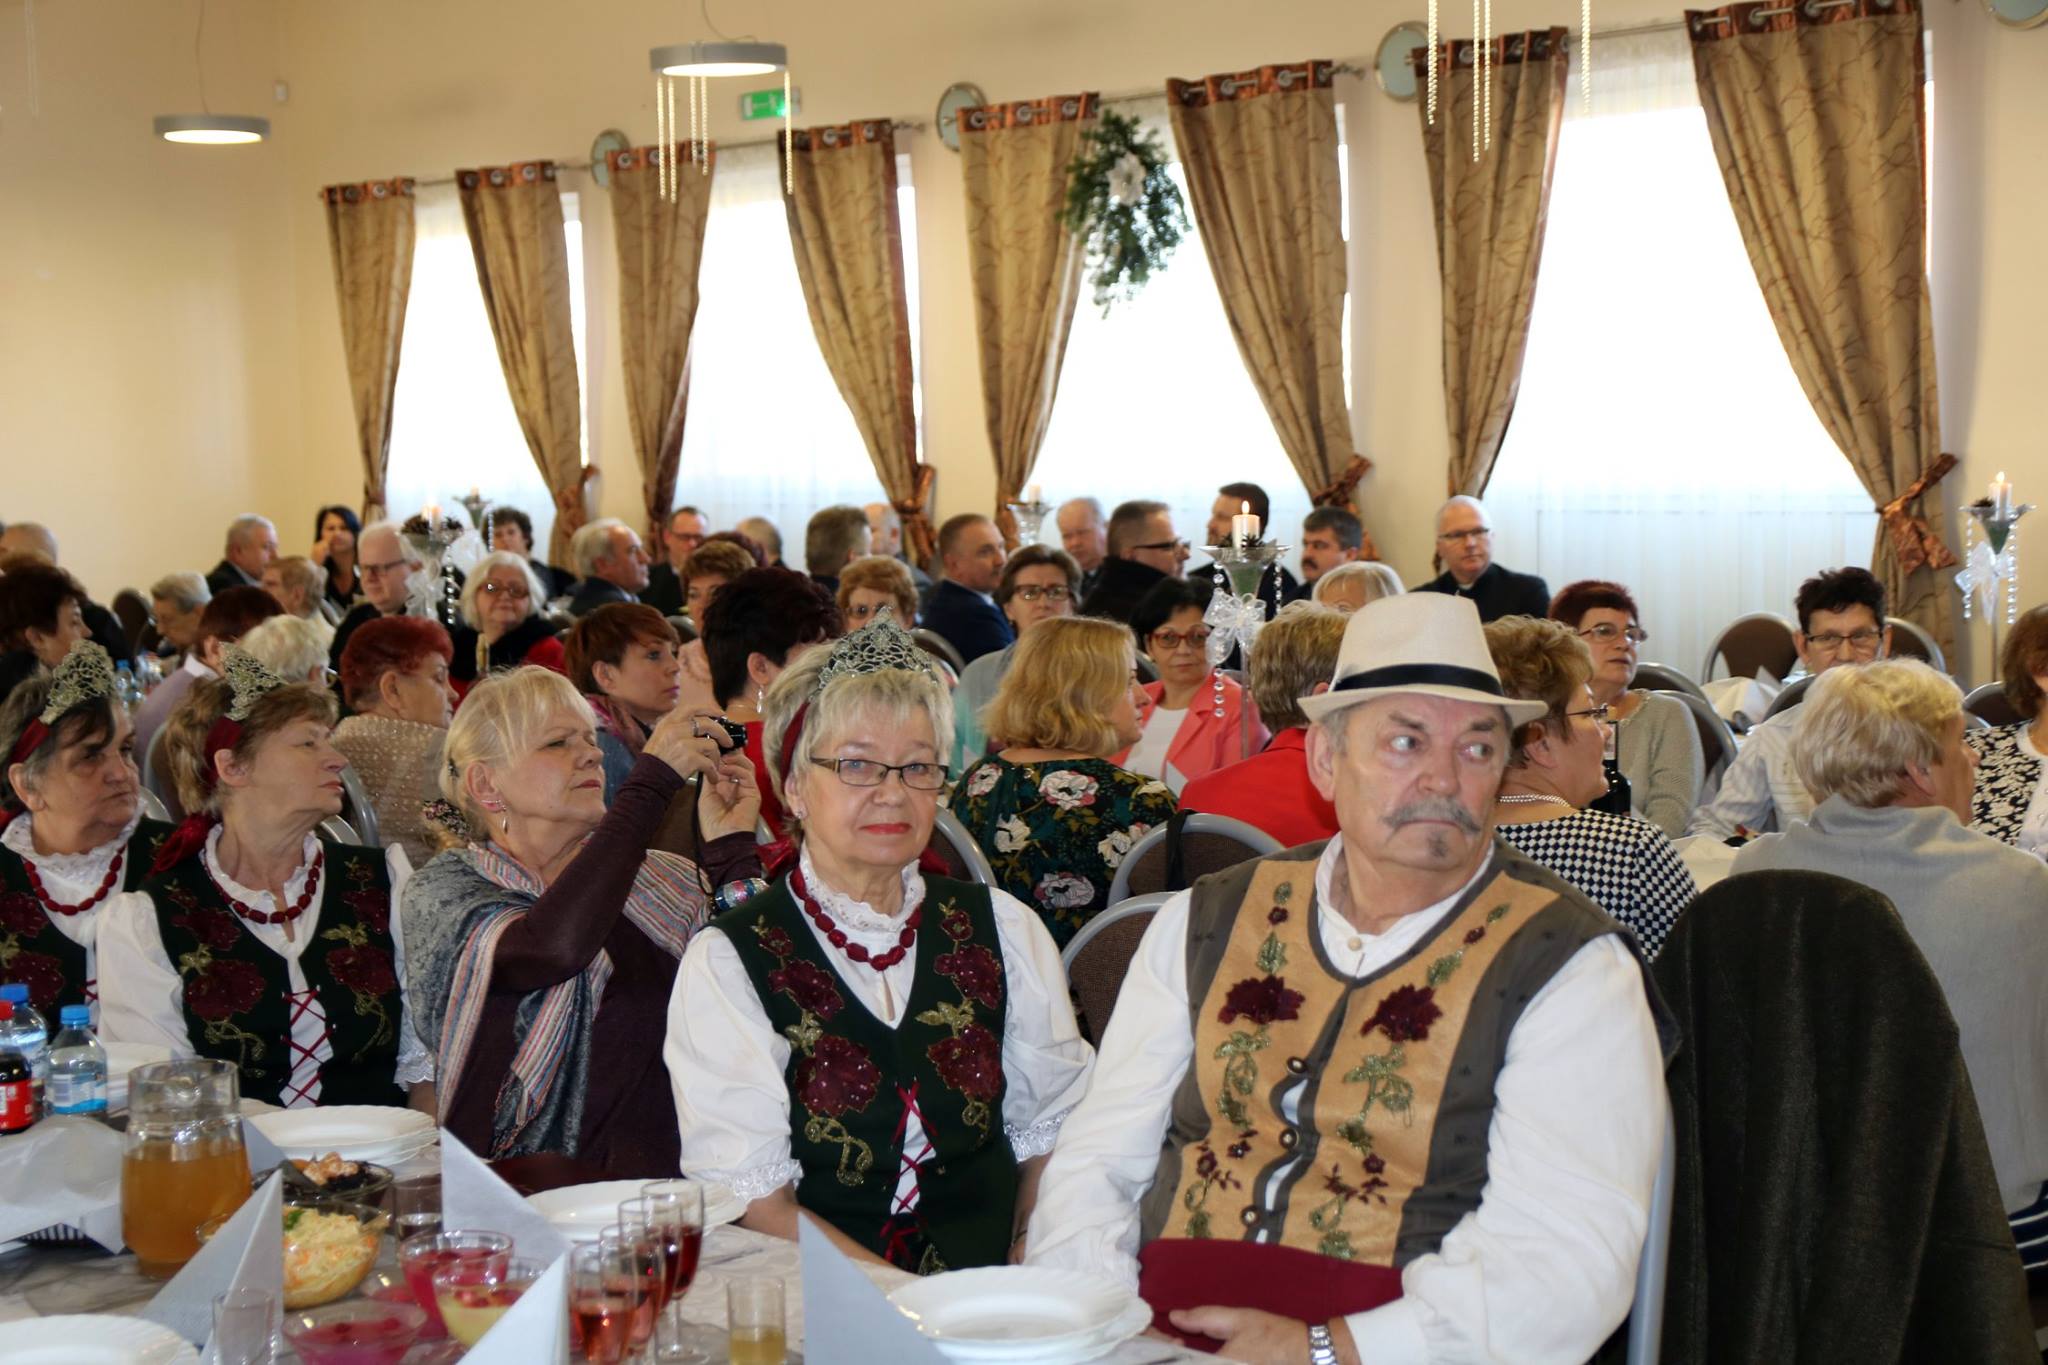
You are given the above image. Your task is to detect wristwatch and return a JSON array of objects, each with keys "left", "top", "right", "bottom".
[{"left": 1307, "top": 1322, "right": 1339, "bottom": 1365}]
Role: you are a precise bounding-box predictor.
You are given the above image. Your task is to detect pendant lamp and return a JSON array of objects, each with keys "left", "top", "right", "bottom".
[
  {"left": 648, "top": 4, "right": 793, "bottom": 202},
  {"left": 154, "top": 0, "right": 269, "bottom": 144}
]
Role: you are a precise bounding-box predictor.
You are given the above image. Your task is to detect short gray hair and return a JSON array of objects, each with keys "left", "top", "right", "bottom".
[
  {"left": 149, "top": 571, "right": 211, "bottom": 613},
  {"left": 226, "top": 513, "right": 275, "bottom": 551},
  {"left": 459, "top": 551, "right": 550, "bottom": 630},
  {"left": 238, "top": 614, "right": 333, "bottom": 683},
  {"left": 762, "top": 642, "right": 954, "bottom": 839},
  {"left": 440, "top": 666, "right": 597, "bottom": 830},
  {"left": 572, "top": 519, "right": 631, "bottom": 577},
  {"left": 1312, "top": 561, "right": 1404, "bottom": 610},
  {"left": 1058, "top": 497, "right": 1104, "bottom": 523},
  {"left": 360, "top": 520, "right": 423, "bottom": 565},
  {"left": 1791, "top": 659, "right": 1962, "bottom": 808}
]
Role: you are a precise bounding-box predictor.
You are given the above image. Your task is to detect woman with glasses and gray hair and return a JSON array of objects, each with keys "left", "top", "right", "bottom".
[
  {"left": 665, "top": 617, "right": 1092, "bottom": 1274},
  {"left": 949, "top": 546, "right": 1082, "bottom": 772},
  {"left": 1548, "top": 579, "right": 1703, "bottom": 838},
  {"left": 448, "top": 550, "right": 565, "bottom": 701},
  {"left": 1484, "top": 616, "right": 1697, "bottom": 958}
]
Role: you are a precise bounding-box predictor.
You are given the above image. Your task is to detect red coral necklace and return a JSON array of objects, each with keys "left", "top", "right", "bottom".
[
  {"left": 209, "top": 847, "right": 323, "bottom": 933},
  {"left": 791, "top": 864, "right": 919, "bottom": 972},
  {"left": 24, "top": 848, "right": 123, "bottom": 917}
]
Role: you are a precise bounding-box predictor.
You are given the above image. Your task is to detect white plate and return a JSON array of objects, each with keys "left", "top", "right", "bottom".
[
  {"left": 0, "top": 1315, "right": 200, "bottom": 1364},
  {"left": 902, "top": 1296, "right": 1151, "bottom": 1364},
  {"left": 525, "top": 1179, "right": 747, "bottom": 1240},
  {"left": 889, "top": 1267, "right": 1136, "bottom": 1353},
  {"left": 245, "top": 1105, "right": 435, "bottom": 1161}
]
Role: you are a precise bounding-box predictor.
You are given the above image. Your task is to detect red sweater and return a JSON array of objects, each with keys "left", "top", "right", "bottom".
[{"left": 1177, "top": 728, "right": 1339, "bottom": 851}]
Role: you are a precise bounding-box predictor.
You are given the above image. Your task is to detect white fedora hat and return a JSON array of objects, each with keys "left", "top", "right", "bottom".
[{"left": 1297, "top": 592, "right": 1550, "bottom": 727}]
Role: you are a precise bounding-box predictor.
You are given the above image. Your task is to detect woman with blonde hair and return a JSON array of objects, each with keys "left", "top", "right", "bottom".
[
  {"left": 952, "top": 616, "right": 1175, "bottom": 946},
  {"left": 836, "top": 555, "right": 921, "bottom": 632},
  {"left": 448, "top": 550, "right": 565, "bottom": 700},
  {"left": 1310, "top": 560, "right": 1404, "bottom": 613},
  {"left": 403, "top": 666, "right": 760, "bottom": 1171}
]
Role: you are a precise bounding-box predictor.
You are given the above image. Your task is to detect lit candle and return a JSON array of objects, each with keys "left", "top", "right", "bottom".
[
  {"left": 469, "top": 485, "right": 481, "bottom": 499},
  {"left": 1993, "top": 471, "right": 2012, "bottom": 519},
  {"left": 1230, "top": 500, "right": 1260, "bottom": 552},
  {"left": 424, "top": 503, "right": 441, "bottom": 523},
  {"left": 1025, "top": 483, "right": 1042, "bottom": 505}
]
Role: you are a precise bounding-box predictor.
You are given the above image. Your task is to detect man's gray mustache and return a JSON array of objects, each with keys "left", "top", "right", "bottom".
[{"left": 1385, "top": 800, "right": 1482, "bottom": 835}]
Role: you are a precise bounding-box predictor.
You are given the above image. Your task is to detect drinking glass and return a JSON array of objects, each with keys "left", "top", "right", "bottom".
[
  {"left": 726, "top": 1279, "right": 786, "bottom": 1365},
  {"left": 122, "top": 1059, "right": 250, "bottom": 1277},
  {"left": 626, "top": 1185, "right": 707, "bottom": 1363},
  {"left": 569, "top": 1243, "right": 646, "bottom": 1365},
  {"left": 431, "top": 1255, "right": 546, "bottom": 1347},
  {"left": 599, "top": 1225, "right": 667, "bottom": 1358},
  {"left": 398, "top": 1230, "right": 513, "bottom": 1339},
  {"left": 211, "top": 1286, "right": 278, "bottom": 1365},
  {"left": 392, "top": 1171, "right": 443, "bottom": 1242}
]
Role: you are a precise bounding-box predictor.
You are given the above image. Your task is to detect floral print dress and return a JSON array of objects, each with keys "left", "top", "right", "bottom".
[{"left": 949, "top": 756, "right": 1177, "bottom": 948}]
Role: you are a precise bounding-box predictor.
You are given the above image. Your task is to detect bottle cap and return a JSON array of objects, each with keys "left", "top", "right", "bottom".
[
  {"left": 59, "top": 1005, "right": 90, "bottom": 1027},
  {"left": 0, "top": 1001, "right": 12, "bottom": 1022},
  {"left": 0, "top": 985, "right": 25, "bottom": 1005}
]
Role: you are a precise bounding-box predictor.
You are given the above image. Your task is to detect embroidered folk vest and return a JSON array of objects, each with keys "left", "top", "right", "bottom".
[
  {"left": 718, "top": 873, "right": 1018, "bottom": 1275},
  {"left": 1139, "top": 841, "right": 1625, "bottom": 1268},
  {"left": 141, "top": 837, "right": 405, "bottom": 1108},
  {"left": 0, "top": 819, "right": 171, "bottom": 1015}
]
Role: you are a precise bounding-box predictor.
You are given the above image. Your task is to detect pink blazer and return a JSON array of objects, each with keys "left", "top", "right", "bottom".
[{"left": 1111, "top": 676, "right": 1271, "bottom": 785}]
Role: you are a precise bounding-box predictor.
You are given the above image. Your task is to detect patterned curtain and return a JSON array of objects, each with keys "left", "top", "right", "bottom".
[
  {"left": 1687, "top": 0, "right": 1953, "bottom": 647},
  {"left": 457, "top": 161, "right": 587, "bottom": 563},
  {"left": 781, "top": 120, "right": 932, "bottom": 562},
  {"left": 321, "top": 178, "right": 416, "bottom": 521},
  {"left": 608, "top": 142, "right": 715, "bottom": 552},
  {"left": 1412, "top": 31, "right": 1568, "bottom": 498},
  {"left": 958, "top": 93, "right": 1098, "bottom": 544},
  {"left": 1168, "top": 62, "right": 1366, "bottom": 511}
]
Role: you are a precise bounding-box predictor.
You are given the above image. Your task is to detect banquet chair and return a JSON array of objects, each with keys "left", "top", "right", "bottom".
[
  {"left": 139, "top": 788, "right": 173, "bottom": 823},
  {"left": 110, "top": 588, "right": 155, "bottom": 656},
  {"left": 1062, "top": 891, "right": 1172, "bottom": 1044},
  {"left": 1651, "top": 691, "right": 1737, "bottom": 805},
  {"left": 910, "top": 628, "right": 967, "bottom": 675},
  {"left": 1759, "top": 674, "right": 1813, "bottom": 725},
  {"left": 1963, "top": 682, "right": 2022, "bottom": 729},
  {"left": 1700, "top": 613, "right": 1798, "bottom": 685},
  {"left": 319, "top": 814, "right": 360, "bottom": 844},
  {"left": 925, "top": 807, "right": 996, "bottom": 887},
  {"left": 665, "top": 615, "right": 698, "bottom": 644},
  {"left": 142, "top": 728, "right": 184, "bottom": 822},
  {"left": 1625, "top": 1097, "right": 1677, "bottom": 1365},
  {"left": 1884, "top": 616, "right": 1946, "bottom": 673},
  {"left": 1105, "top": 812, "right": 1282, "bottom": 905},
  {"left": 1135, "top": 653, "right": 1160, "bottom": 685},
  {"left": 338, "top": 765, "right": 381, "bottom": 849},
  {"left": 1632, "top": 662, "right": 1707, "bottom": 705}
]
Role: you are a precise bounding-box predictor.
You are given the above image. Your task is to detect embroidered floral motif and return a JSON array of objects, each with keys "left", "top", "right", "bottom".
[
  {"left": 0, "top": 890, "right": 44, "bottom": 937},
  {"left": 917, "top": 900, "right": 1005, "bottom": 1134},
  {"left": 934, "top": 942, "right": 1002, "bottom": 1011},
  {"left": 1210, "top": 886, "right": 1303, "bottom": 1136},
  {"left": 1360, "top": 985, "right": 1441, "bottom": 1043},
  {"left": 929, "top": 1024, "right": 1002, "bottom": 1103},
  {"left": 184, "top": 956, "right": 266, "bottom": 1021},
  {"left": 755, "top": 918, "right": 876, "bottom": 1183},
  {"left": 767, "top": 959, "right": 845, "bottom": 1020},
  {"left": 0, "top": 949, "right": 65, "bottom": 1011},
  {"left": 797, "top": 1035, "right": 881, "bottom": 1116},
  {"left": 1181, "top": 1139, "right": 1241, "bottom": 1239},
  {"left": 320, "top": 920, "right": 397, "bottom": 1054},
  {"left": 170, "top": 909, "right": 243, "bottom": 953},
  {"left": 340, "top": 858, "right": 390, "bottom": 936},
  {"left": 1217, "top": 975, "right": 1303, "bottom": 1026},
  {"left": 1268, "top": 905, "right": 1290, "bottom": 925}
]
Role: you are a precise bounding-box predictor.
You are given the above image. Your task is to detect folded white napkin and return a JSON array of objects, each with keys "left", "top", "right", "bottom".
[
  {"left": 138, "top": 1171, "right": 284, "bottom": 1347},
  {"left": 0, "top": 1116, "right": 126, "bottom": 1250},
  {"left": 436, "top": 1129, "right": 571, "bottom": 1264},
  {"left": 799, "top": 1215, "right": 947, "bottom": 1364},
  {"left": 454, "top": 1251, "right": 569, "bottom": 1364}
]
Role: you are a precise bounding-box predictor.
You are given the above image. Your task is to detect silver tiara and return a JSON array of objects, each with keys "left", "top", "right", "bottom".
[
  {"left": 814, "top": 612, "right": 936, "bottom": 694},
  {"left": 38, "top": 641, "right": 116, "bottom": 725},
  {"left": 221, "top": 647, "right": 291, "bottom": 722}
]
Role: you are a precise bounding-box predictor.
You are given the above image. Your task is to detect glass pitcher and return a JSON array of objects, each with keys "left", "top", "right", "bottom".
[{"left": 122, "top": 1059, "right": 251, "bottom": 1277}]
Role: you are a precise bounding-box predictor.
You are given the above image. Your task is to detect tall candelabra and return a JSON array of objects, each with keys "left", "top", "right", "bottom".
[
  {"left": 1203, "top": 531, "right": 1288, "bottom": 755},
  {"left": 400, "top": 510, "right": 469, "bottom": 629},
  {"left": 1006, "top": 496, "right": 1050, "bottom": 547},
  {"left": 1958, "top": 488, "right": 2032, "bottom": 679}
]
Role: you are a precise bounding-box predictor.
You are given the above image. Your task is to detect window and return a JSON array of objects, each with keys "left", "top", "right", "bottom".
[
  {"left": 1031, "top": 98, "right": 1331, "bottom": 571},
  {"left": 1484, "top": 32, "right": 1876, "bottom": 675},
  {"left": 386, "top": 186, "right": 590, "bottom": 550},
  {"left": 676, "top": 143, "right": 921, "bottom": 545}
]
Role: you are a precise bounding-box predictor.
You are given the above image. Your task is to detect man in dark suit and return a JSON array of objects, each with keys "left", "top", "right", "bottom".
[
  {"left": 205, "top": 514, "right": 278, "bottom": 596},
  {"left": 804, "top": 505, "right": 872, "bottom": 597},
  {"left": 1079, "top": 499, "right": 1188, "bottom": 624},
  {"left": 567, "top": 518, "right": 651, "bottom": 616},
  {"left": 1413, "top": 495, "right": 1550, "bottom": 622},
  {"left": 328, "top": 521, "right": 431, "bottom": 668},
  {"left": 920, "top": 513, "right": 1013, "bottom": 665},
  {"left": 642, "top": 505, "right": 707, "bottom": 617}
]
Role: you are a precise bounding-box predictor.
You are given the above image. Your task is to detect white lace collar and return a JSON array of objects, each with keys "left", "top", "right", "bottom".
[
  {"left": 797, "top": 843, "right": 924, "bottom": 937},
  {"left": 202, "top": 824, "right": 322, "bottom": 910},
  {"left": 2, "top": 807, "right": 142, "bottom": 885}
]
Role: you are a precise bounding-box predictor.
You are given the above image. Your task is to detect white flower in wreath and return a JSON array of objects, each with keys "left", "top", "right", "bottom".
[
  {"left": 1107, "top": 151, "right": 1147, "bottom": 207},
  {"left": 964, "top": 764, "right": 1002, "bottom": 799},
  {"left": 1040, "top": 771, "right": 1100, "bottom": 811},
  {"left": 1133, "top": 781, "right": 1171, "bottom": 802},
  {"left": 994, "top": 815, "right": 1032, "bottom": 854},
  {"left": 1097, "top": 829, "right": 1134, "bottom": 869},
  {"left": 1036, "top": 872, "right": 1096, "bottom": 910}
]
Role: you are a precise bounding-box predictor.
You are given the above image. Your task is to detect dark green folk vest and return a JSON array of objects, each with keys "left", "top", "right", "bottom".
[
  {"left": 0, "top": 818, "right": 171, "bottom": 1016},
  {"left": 140, "top": 836, "right": 405, "bottom": 1108},
  {"left": 717, "top": 873, "right": 1018, "bottom": 1275}
]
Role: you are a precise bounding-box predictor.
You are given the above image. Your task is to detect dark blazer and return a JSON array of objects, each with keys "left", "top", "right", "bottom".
[
  {"left": 642, "top": 564, "right": 684, "bottom": 617},
  {"left": 82, "top": 599, "right": 134, "bottom": 667},
  {"left": 1413, "top": 561, "right": 1551, "bottom": 623},
  {"left": 569, "top": 577, "right": 638, "bottom": 618},
  {"left": 205, "top": 559, "right": 258, "bottom": 597},
  {"left": 1078, "top": 556, "right": 1170, "bottom": 625},
  {"left": 921, "top": 580, "right": 1014, "bottom": 666}
]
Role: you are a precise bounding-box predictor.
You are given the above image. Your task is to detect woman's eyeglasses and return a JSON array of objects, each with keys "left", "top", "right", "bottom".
[
  {"left": 481, "top": 582, "right": 530, "bottom": 600},
  {"left": 1578, "top": 623, "right": 1648, "bottom": 644},
  {"left": 809, "top": 757, "right": 949, "bottom": 791},
  {"left": 1010, "top": 585, "right": 1072, "bottom": 603},
  {"left": 1805, "top": 628, "right": 1884, "bottom": 654},
  {"left": 1149, "top": 628, "right": 1213, "bottom": 652}
]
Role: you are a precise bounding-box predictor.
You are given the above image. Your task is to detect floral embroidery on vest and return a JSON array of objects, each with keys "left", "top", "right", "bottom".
[
  {"left": 918, "top": 899, "right": 1006, "bottom": 1134},
  {"left": 0, "top": 890, "right": 71, "bottom": 1009},
  {"left": 321, "top": 859, "right": 397, "bottom": 1054},
  {"left": 1211, "top": 881, "right": 1304, "bottom": 1137},
  {"left": 753, "top": 919, "right": 880, "bottom": 1186},
  {"left": 163, "top": 889, "right": 272, "bottom": 1069}
]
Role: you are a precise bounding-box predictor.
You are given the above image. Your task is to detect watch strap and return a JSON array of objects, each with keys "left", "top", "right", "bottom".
[{"left": 1307, "top": 1321, "right": 1339, "bottom": 1365}]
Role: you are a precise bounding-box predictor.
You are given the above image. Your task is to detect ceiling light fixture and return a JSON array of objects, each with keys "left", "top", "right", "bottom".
[
  {"left": 648, "top": 40, "right": 787, "bottom": 78},
  {"left": 648, "top": 1, "right": 793, "bottom": 201},
  {"left": 154, "top": 0, "right": 269, "bottom": 145}
]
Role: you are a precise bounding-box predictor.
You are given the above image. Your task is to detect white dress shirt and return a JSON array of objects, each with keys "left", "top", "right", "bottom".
[
  {"left": 665, "top": 845, "right": 1094, "bottom": 1210},
  {"left": 1687, "top": 703, "right": 1813, "bottom": 838},
  {"left": 98, "top": 831, "right": 432, "bottom": 1103},
  {"left": 0, "top": 809, "right": 145, "bottom": 1027},
  {"left": 1025, "top": 840, "right": 1666, "bottom": 1365}
]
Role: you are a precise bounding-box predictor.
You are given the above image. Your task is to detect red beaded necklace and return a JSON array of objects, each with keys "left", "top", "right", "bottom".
[
  {"left": 209, "top": 846, "right": 324, "bottom": 928},
  {"left": 790, "top": 864, "right": 919, "bottom": 972},
  {"left": 23, "top": 848, "right": 123, "bottom": 917}
]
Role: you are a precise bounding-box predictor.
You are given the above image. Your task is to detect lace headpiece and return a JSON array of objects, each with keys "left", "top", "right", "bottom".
[
  {"left": 151, "top": 647, "right": 299, "bottom": 874},
  {"left": 6, "top": 640, "right": 117, "bottom": 770},
  {"left": 220, "top": 647, "right": 290, "bottom": 722},
  {"left": 812, "top": 612, "right": 936, "bottom": 694}
]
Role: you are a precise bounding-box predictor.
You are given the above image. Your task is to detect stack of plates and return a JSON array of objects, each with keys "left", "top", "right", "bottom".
[
  {"left": 889, "top": 1267, "right": 1151, "bottom": 1364},
  {"left": 0, "top": 1315, "right": 199, "bottom": 1363},
  {"left": 244, "top": 1105, "right": 437, "bottom": 1165},
  {"left": 526, "top": 1179, "right": 747, "bottom": 1241}
]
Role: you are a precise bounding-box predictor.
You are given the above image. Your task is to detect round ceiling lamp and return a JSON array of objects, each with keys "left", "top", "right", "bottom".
[
  {"left": 648, "top": 40, "right": 787, "bottom": 77},
  {"left": 153, "top": 113, "right": 270, "bottom": 145}
]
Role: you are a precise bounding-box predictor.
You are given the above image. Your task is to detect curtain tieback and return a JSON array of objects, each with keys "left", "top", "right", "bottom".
[
  {"left": 553, "top": 465, "right": 601, "bottom": 531},
  {"left": 1876, "top": 452, "right": 1959, "bottom": 575},
  {"left": 894, "top": 464, "right": 938, "bottom": 563},
  {"left": 1311, "top": 454, "right": 1373, "bottom": 508}
]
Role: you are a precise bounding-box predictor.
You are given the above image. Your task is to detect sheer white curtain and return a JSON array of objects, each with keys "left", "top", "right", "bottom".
[
  {"left": 677, "top": 144, "right": 921, "bottom": 542},
  {"left": 385, "top": 185, "right": 588, "bottom": 547},
  {"left": 1484, "top": 32, "right": 1876, "bottom": 675},
  {"left": 1030, "top": 98, "right": 1319, "bottom": 572}
]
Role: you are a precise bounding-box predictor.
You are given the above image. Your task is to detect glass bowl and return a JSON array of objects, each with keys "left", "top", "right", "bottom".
[
  {"left": 283, "top": 1298, "right": 426, "bottom": 1365},
  {"left": 281, "top": 1198, "right": 389, "bottom": 1308}
]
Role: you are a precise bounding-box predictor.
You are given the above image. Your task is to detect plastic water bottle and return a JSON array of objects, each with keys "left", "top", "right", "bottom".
[
  {"left": 0, "top": 985, "right": 47, "bottom": 1117},
  {"left": 0, "top": 1003, "right": 35, "bottom": 1134},
  {"left": 114, "top": 661, "right": 142, "bottom": 712},
  {"left": 47, "top": 1005, "right": 107, "bottom": 1117}
]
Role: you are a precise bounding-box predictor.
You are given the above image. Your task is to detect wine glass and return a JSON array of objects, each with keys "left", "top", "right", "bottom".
[
  {"left": 568, "top": 1243, "right": 645, "bottom": 1365},
  {"left": 625, "top": 1187, "right": 706, "bottom": 1363},
  {"left": 598, "top": 1225, "right": 667, "bottom": 1360}
]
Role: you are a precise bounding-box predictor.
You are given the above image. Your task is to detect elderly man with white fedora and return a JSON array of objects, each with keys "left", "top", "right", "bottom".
[{"left": 1026, "top": 593, "right": 1672, "bottom": 1365}]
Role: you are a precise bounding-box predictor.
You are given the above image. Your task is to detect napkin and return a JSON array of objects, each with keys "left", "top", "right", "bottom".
[
  {"left": 0, "top": 1115, "right": 126, "bottom": 1249},
  {"left": 455, "top": 1252, "right": 569, "bottom": 1364},
  {"left": 138, "top": 1170, "right": 284, "bottom": 1347},
  {"left": 437, "top": 1129, "right": 571, "bottom": 1264},
  {"left": 799, "top": 1215, "right": 947, "bottom": 1365},
  {"left": 243, "top": 1119, "right": 287, "bottom": 1172}
]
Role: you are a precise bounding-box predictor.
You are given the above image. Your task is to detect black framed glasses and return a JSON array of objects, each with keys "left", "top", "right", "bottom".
[
  {"left": 1011, "top": 584, "right": 1072, "bottom": 603},
  {"left": 1579, "top": 623, "right": 1648, "bottom": 645},
  {"left": 1131, "top": 539, "right": 1189, "bottom": 554},
  {"left": 1806, "top": 628, "right": 1885, "bottom": 653},
  {"left": 1565, "top": 702, "right": 1614, "bottom": 723},
  {"left": 809, "top": 757, "right": 950, "bottom": 791}
]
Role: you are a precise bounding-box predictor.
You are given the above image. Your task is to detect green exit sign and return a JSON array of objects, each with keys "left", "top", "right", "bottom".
[{"left": 739, "top": 87, "right": 799, "bottom": 121}]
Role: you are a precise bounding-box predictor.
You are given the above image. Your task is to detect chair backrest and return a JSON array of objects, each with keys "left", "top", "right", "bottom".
[
  {"left": 666, "top": 615, "right": 699, "bottom": 644},
  {"left": 1134, "top": 653, "right": 1160, "bottom": 685},
  {"left": 338, "top": 766, "right": 382, "bottom": 849},
  {"left": 926, "top": 806, "right": 996, "bottom": 886},
  {"left": 1625, "top": 1097, "right": 1677, "bottom": 1365},
  {"left": 910, "top": 628, "right": 966, "bottom": 675},
  {"left": 1963, "top": 682, "right": 2022, "bottom": 729},
  {"left": 1700, "top": 612, "right": 1798, "bottom": 684},
  {"left": 318, "top": 814, "right": 360, "bottom": 844},
  {"left": 1061, "top": 892, "right": 1172, "bottom": 1044},
  {"left": 1760, "top": 673, "right": 1813, "bottom": 725},
  {"left": 142, "top": 727, "right": 185, "bottom": 822},
  {"left": 1650, "top": 691, "right": 1738, "bottom": 804},
  {"left": 1631, "top": 662, "right": 1707, "bottom": 706},
  {"left": 1882, "top": 616, "right": 1944, "bottom": 672},
  {"left": 1106, "top": 812, "right": 1283, "bottom": 905},
  {"left": 111, "top": 588, "right": 155, "bottom": 656},
  {"left": 139, "top": 788, "right": 173, "bottom": 823}
]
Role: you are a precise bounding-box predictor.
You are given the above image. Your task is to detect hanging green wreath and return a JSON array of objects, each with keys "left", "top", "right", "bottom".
[{"left": 1062, "top": 109, "right": 1189, "bottom": 314}]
